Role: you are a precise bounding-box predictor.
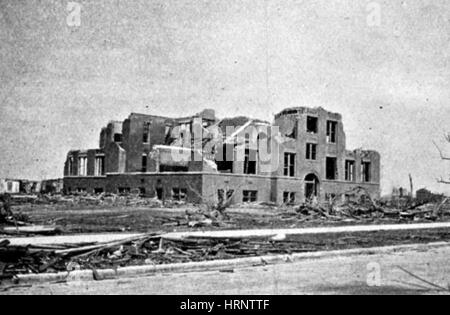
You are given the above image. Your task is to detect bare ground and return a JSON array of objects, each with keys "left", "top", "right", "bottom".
[
  {"left": 2, "top": 201, "right": 450, "bottom": 276},
  {"left": 9, "top": 202, "right": 450, "bottom": 235},
  {"left": 3, "top": 243, "right": 450, "bottom": 295}
]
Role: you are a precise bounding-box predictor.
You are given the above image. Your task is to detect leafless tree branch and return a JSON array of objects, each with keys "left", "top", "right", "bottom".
[
  {"left": 437, "top": 177, "right": 450, "bottom": 185},
  {"left": 186, "top": 182, "right": 243, "bottom": 213},
  {"left": 433, "top": 197, "right": 450, "bottom": 217},
  {"left": 433, "top": 141, "right": 450, "bottom": 161}
]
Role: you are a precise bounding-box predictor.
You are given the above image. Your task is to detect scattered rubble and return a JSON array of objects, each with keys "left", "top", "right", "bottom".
[
  {"left": 0, "top": 233, "right": 300, "bottom": 277},
  {"left": 2, "top": 190, "right": 450, "bottom": 279},
  {"left": 1, "top": 193, "right": 60, "bottom": 236},
  {"left": 277, "top": 199, "right": 450, "bottom": 224},
  {"left": 2, "top": 189, "right": 450, "bottom": 279},
  {"left": 7, "top": 189, "right": 450, "bottom": 235},
  {"left": 32, "top": 194, "right": 165, "bottom": 208},
  {"left": 11, "top": 185, "right": 450, "bottom": 226},
  {"left": 0, "top": 194, "right": 14, "bottom": 223},
  {"left": 3, "top": 225, "right": 450, "bottom": 280},
  {"left": 277, "top": 187, "right": 450, "bottom": 224}
]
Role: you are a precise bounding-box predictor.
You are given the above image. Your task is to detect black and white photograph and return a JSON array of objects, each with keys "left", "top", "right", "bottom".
[{"left": 0, "top": 0, "right": 449, "bottom": 298}]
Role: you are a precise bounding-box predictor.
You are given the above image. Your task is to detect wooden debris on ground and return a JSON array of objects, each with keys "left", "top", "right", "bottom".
[
  {"left": 1, "top": 196, "right": 450, "bottom": 279},
  {"left": 33, "top": 193, "right": 165, "bottom": 208},
  {"left": 1, "top": 193, "right": 60, "bottom": 236},
  {"left": 278, "top": 186, "right": 450, "bottom": 224},
  {"left": 0, "top": 232, "right": 323, "bottom": 278}
]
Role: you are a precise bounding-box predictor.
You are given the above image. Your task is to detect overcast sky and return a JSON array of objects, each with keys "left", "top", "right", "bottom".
[{"left": 0, "top": 0, "right": 449, "bottom": 195}]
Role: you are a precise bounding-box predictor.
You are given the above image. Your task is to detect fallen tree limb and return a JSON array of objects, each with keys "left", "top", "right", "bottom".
[
  {"left": 432, "top": 197, "right": 450, "bottom": 218},
  {"left": 56, "top": 233, "right": 159, "bottom": 257}
]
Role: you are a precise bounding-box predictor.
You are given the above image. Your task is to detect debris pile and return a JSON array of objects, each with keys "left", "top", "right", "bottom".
[
  {"left": 33, "top": 194, "right": 165, "bottom": 208},
  {"left": 3, "top": 225, "right": 450, "bottom": 280},
  {"left": 0, "top": 194, "right": 14, "bottom": 224},
  {"left": 230, "top": 202, "right": 279, "bottom": 210},
  {"left": 1, "top": 193, "right": 60, "bottom": 236},
  {"left": 280, "top": 195, "right": 450, "bottom": 223},
  {"left": 0, "top": 233, "right": 315, "bottom": 278},
  {"left": 1, "top": 193, "right": 31, "bottom": 228},
  {"left": 6, "top": 188, "right": 450, "bottom": 235},
  {"left": 184, "top": 207, "right": 232, "bottom": 228}
]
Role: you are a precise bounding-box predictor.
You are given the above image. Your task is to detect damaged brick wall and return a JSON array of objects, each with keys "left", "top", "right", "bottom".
[{"left": 63, "top": 106, "right": 381, "bottom": 205}]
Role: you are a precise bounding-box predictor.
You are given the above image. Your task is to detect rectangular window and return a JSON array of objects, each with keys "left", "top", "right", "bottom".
[
  {"left": 283, "top": 192, "right": 296, "bottom": 205},
  {"left": 243, "top": 190, "right": 258, "bottom": 203},
  {"left": 142, "top": 155, "right": 148, "bottom": 173},
  {"left": 326, "top": 157, "right": 337, "bottom": 180},
  {"left": 172, "top": 188, "right": 187, "bottom": 202},
  {"left": 244, "top": 149, "right": 257, "bottom": 175},
  {"left": 306, "top": 116, "right": 318, "bottom": 134},
  {"left": 284, "top": 153, "right": 296, "bottom": 177},
  {"left": 345, "top": 160, "right": 355, "bottom": 181},
  {"left": 78, "top": 157, "right": 87, "bottom": 176},
  {"left": 326, "top": 121, "right": 337, "bottom": 143},
  {"left": 118, "top": 187, "right": 131, "bottom": 195},
  {"left": 306, "top": 143, "right": 317, "bottom": 160},
  {"left": 216, "top": 144, "right": 234, "bottom": 173},
  {"left": 94, "top": 156, "right": 105, "bottom": 176},
  {"left": 94, "top": 188, "right": 104, "bottom": 194},
  {"left": 362, "top": 162, "right": 371, "bottom": 182},
  {"left": 159, "top": 165, "right": 189, "bottom": 172},
  {"left": 156, "top": 188, "right": 163, "bottom": 200},
  {"left": 68, "top": 157, "right": 74, "bottom": 176},
  {"left": 143, "top": 122, "right": 151, "bottom": 144},
  {"left": 114, "top": 133, "right": 123, "bottom": 143}
]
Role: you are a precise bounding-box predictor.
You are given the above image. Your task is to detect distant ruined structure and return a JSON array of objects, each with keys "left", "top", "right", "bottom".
[{"left": 64, "top": 107, "right": 380, "bottom": 205}]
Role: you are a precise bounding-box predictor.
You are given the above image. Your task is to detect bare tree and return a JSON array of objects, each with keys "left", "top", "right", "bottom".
[
  {"left": 432, "top": 136, "right": 450, "bottom": 218},
  {"left": 433, "top": 135, "right": 450, "bottom": 184},
  {"left": 186, "top": 182, "right": 242, "bottom": 216}
]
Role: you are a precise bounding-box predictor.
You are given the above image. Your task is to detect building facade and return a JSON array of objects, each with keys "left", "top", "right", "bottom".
[
  {"left": 416, "top": 188, "right": 444, "bottom": 204},
  {"left": 64, "top": 107, "right": 380, "bottom": 205},
  {"left": 0, "top": 179, "right": 21, "bottom": 194},
  {"left": 40, "top": 179, "right": 64, "bottom": 194}
]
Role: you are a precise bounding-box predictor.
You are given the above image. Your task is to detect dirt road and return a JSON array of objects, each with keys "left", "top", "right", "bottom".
[{"left": 2, "top": 243, "right": 450, "bottom": 295}]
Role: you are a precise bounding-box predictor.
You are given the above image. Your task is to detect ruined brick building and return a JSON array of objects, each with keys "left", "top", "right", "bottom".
[{"left": 64, "top": 107, "right": 380, "bottom": 205}]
